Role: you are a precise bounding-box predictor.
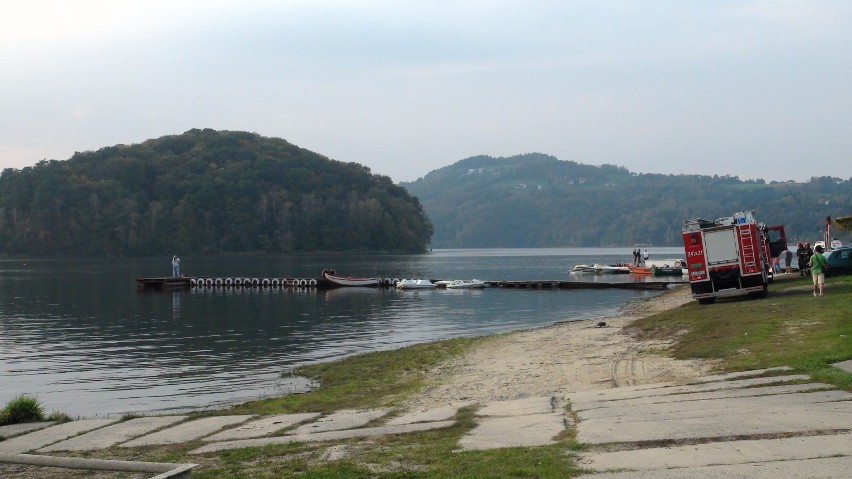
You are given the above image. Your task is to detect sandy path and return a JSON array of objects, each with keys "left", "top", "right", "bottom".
[{"left": 404, "top": 286, "right": 712, "bottom": 410}]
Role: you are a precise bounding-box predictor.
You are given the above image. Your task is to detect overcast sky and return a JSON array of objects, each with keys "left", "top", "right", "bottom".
[{"left": 2, "top": 1, "right": 850, "bottom": 183}]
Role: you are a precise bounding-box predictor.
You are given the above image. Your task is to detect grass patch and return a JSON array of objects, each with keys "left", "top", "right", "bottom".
[
  {"left": 0, "top": 394, "right": 45, "bottom": 425},
  {"left": 629, "top": 275, "right": 852, "bottom": 390},
  {"left": 229, "top": 336, "right": 482, "bottom": 415}
]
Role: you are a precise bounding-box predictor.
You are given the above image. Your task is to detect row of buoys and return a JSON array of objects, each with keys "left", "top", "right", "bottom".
[
  {"left": 381, "top": 278, "right": 402, "bottom": 286},
  {"left": 189, "top": 277, "right": 318, "bottom": 288}
]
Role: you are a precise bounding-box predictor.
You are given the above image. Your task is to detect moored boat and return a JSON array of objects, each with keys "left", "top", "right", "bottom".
[
  {"left": 395, "top": 279, "right": 436, "bottom": 289},
  {"left": 629, "top": 266, "right": 652, "bottom": 275},
  {"left": 434, "top": 279, "right": 486, "bottom": 289},
  {"left": 323, "top": 272, "right": 382, "bottom": 287},
  {"left": 651, "top": 266, "right": 684, "bottom": 276},
  {"left": 571, "top": 264, "right": 596, "bottom": 273},
  {"left": 593, "top": 264, "right": 630, "bottom": 274}
]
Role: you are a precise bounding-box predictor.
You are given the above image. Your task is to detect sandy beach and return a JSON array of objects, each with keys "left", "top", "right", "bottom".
[{"left": 403, "top": 285, "right": 713, "bottom": 411}]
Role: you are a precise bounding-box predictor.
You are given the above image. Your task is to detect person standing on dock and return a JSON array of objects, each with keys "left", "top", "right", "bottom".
[
  {"left": 172, "top": 255, "right": 181, "bottom": 277},
  {"left": 643, "top": 249, "right": 649, "bottom": 263}
]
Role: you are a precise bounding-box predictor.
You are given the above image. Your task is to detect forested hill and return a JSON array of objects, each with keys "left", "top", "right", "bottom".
[
  {"left": 0, "top": 129, "right": 432, "bottom": 256},
  {"left": 402, "top": 153, "right": 851, "bottom": 248}
]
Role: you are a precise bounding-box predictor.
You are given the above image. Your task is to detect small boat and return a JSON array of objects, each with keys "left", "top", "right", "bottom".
[
  {"left": 323, "top": 272, "right": 382, "bottom": 287},
  {"left": 395, "top": 279, "right": 436, "bottom": 289},
  {"left": 571, "top": 264, "right": 596, "bottom": 273},
  {"left": 651, "top": 266, "right": 684, "bottom": 276},
  {"left": 629, "top": 266, "right": 652, "bottom": 275},
  {"left": 434, "top": 279, "right": 486, "bottom": 289},
  {"left": 594, "top": 264, "right": 630, "bottom": 274}
]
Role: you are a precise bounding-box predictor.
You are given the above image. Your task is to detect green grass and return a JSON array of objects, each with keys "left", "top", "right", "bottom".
[
  {"left": 0, "top": 394, "right": 45, "bottom": 425},
  {"left": 228, "top": 336, "right": 482, "bottom": 415},
  {"left": 628, "top": 274, "right": 852, "bottom": 389}
]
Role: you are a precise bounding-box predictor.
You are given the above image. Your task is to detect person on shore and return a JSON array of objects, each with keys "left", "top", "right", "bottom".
[
  {"left": 809, "top": 245, "right": 827, "bottom": 296},
  {"left": 172, "top": 255, "right": 181, "bottom": 277},
  {"left": 796, "top": 242, "right": 806, "bottom": 276},
  {"left": 804, "top": 242, "right": 813, "bottom": 275},
  {"left": 784, "top": 249, "right": 794, "bottom": 273}
]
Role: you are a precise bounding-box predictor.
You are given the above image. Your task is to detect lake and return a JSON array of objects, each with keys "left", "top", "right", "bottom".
[{"left": 0, "top": 247, "right": 685, "bottom": 418}]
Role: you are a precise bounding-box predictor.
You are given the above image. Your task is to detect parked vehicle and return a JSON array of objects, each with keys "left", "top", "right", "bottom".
[
  {"left": 824, "top": 246, "right": 852, "bottom": 277},
  {"left": 681, "top": 211, "right": 786, "bottom": 304}
]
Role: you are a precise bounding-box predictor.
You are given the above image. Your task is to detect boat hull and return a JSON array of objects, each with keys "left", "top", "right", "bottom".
[
  {"left": 323, "top": 273, "right": 382, "bottom": 287},
  {"left": 396, "top": 279, "right": 436, "bottom": 289},
  {"left": 435, "top": 279, "right": 486, "bottom": 289}
]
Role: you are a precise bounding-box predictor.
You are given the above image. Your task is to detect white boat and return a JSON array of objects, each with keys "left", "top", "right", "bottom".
[
  {"left": 644, "top": 259, "right": 684, "bottom": 269},
  {"left": 571, "top": 264, "right": 596, "bottom": 273},
  {"left": 323, "top": 272, "right": 382, "bottom": 287},
  {"left": 434, "top": 279, "right": 486, "bottom": 289},
  {"left": 593, "top": 264, "right": 630, "bottom": 274},
  {"left": 395, "top": 279, "right": 436, "bottom": 289}
]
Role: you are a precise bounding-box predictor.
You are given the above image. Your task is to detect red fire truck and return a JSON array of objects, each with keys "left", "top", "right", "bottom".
[{"left": 682, "top": 211, "right": 787, "bottom": 304}]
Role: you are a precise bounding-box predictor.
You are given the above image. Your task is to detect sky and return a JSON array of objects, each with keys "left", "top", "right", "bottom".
[{"left": 1, "top": 1, "right": 850, "bottom": 183}]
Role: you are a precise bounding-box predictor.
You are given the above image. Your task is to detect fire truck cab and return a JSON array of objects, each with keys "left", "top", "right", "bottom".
[{"left": 682, "top": 211, "right": 786, "bottom": 304}]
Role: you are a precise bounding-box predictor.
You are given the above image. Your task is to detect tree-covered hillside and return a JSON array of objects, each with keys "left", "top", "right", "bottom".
[
  {"left": 403, "top": 154, "right": 851, "bottom": 247},
  {"left": 0, "top": 129, "right": 432, "bottom": 256}
]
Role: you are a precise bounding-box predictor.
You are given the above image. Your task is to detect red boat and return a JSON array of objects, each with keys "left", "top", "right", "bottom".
[{"left": 629, "top": 266, "right": 652, "bottom": 275}]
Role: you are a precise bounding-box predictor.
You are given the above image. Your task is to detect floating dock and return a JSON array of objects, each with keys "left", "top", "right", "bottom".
[
  {"left": 137, "top": 276, "right": 680, "bottom": 291},
  {"left": 486, "top": 280, "right": 674, "bottom": 290}
]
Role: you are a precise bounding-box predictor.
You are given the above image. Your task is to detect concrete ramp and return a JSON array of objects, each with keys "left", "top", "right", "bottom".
[{"left": 575, "top": 369, "right": 852, "bottom": 478}]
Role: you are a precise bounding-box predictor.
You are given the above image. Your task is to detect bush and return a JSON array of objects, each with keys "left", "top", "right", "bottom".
[{"left": 0, "top": 394, "right": 46, "bottom": 425}]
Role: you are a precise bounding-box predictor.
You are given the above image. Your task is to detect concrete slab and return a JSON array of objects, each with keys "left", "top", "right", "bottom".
[
  {"left": 0, "top": 422, "right": 54, "bottom": 439},
  {"left": 121, "top": 415, "right": 254, "bottom": 447},
  {"left": 577, "top": 389, "right": 851, "bottom": 420},
  {"left": 683, "top": 366, "right": 794, "bottom": 384},
  {"left": 585, "top": 456, "right": 852, "bottom": 478},
  {"left": 39, "top": 416, "right": 186, "bottom": 452},
  {"left": 477, "top": 396, "right": 559, "bottom": 417},
  {"left": 567, "top": 367, "right": 795, "bottom": 399},
  {"left": 0, "top": 419, "right": 116, "bottom": 453},
  {"left": 205, "top": 413, "right": 320, "bottom": 442},
  {"left": 833, "top": 359, "right": 852, "bottom": 374},
  {"left": 577, "top": 401, "right": 850, "bottom": 444},
  {"left": 189, "top": 420, "right": 456, "bottom": 454},
  {"left": 385, "top": 402, "right": 474, "bottom": 426},
  {"left": 570, "top": 374, "right": 810, "bottom": 409},
  {"left": 288, "top": 409, "right": 389, "bottom": 435},
  {"left": 458, "top": 412, "right": 566, "bottom": 451},
  {"left": 581, "top": 433, "right": 852, "bottom": 471}
]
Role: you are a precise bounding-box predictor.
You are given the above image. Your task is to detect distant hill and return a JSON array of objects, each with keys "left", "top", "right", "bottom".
[
  {"left": 0, "top": 129, "right": 432, "bottom": 256},
  {"left": 402, "top": 153, "right": 851, "bottom": 247}
]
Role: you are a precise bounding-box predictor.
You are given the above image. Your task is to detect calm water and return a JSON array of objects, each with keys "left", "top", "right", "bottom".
[{"left": 0, "top": 248, "right": 684, "bottom": 418}]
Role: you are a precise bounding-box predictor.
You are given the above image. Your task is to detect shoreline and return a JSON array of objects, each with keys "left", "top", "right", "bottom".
[{"left": 400, "top": 284, "right": 712, "bottom": 412}]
